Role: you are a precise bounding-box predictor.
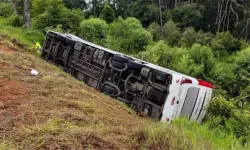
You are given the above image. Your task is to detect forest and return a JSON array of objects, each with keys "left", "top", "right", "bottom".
[{"left": 0, "top": 0, "right": 249, "bottom": 148}]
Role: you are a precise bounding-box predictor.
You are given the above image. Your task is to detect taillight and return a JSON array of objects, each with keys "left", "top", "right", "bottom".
[
  {"left": 181, "top": 79, "right": 192, "bottom": 85},
  {"left": 171, "top": 97, "right": 175, "bottom": 105},
  {"left": 198, "top": 79, "right": 214, "bottom": 89}
]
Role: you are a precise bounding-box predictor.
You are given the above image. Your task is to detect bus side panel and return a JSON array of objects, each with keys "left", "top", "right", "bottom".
[
  {"left": 197, "top": 88, "right": 212, "bottom": 122},
  {"left": 189, "top": 86, "right": 206, "bottom": 121},
  {"left": 160, "top": 75, "right": 182, "bottom": 122}
]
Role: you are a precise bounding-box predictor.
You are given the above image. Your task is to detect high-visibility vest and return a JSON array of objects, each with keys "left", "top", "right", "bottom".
[{"left": 35, "top": 42, "right": 41, "bottom": 49}]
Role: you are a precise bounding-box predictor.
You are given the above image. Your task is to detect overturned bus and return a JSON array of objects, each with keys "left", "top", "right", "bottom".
[{"left": 41, "top": 31, "right": 214, "bottom": 123}]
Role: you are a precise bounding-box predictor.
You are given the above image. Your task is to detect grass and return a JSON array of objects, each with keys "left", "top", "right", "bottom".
[
  {"left": 137, "top": 118, "right": 250, "bottom": 150},
  {"left": 0, "top": 20, "right": 250, "bottom": 149},
  {"left": 0, "top": 16, "right": 44, "bottom": 48}
]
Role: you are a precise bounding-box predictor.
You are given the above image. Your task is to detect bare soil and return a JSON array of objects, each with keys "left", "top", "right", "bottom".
[{"left": 0, "top": 44, "right": 15, "bottom": 54}]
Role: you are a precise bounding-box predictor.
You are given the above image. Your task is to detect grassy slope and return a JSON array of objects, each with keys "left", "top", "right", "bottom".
[{"left": 0, "top": 18, "right": 249, "bottom": 150}]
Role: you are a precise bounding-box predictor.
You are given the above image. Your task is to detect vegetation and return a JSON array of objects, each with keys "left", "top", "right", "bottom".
[{"left": 0, "top": 0, "right": 250, "bottom": 149}]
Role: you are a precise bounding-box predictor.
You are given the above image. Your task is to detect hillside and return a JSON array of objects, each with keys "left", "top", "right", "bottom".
[
  {"left": 1, "top": 34, "right": 249, "bottom": 150},
  {"left": 0, "top": 36, "right": 145, "bottom": 149}
]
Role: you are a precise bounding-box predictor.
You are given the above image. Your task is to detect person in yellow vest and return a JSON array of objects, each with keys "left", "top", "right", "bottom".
[{"left": 32, "top": 40, "right": 41, "bottom": 53}]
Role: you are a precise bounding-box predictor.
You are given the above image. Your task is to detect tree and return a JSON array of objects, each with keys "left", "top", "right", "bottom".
[
  {"left": 211, "top": 32, "right": 241, "bottom": 55},
  {"left": 234, "top": 47, "right": 250, "bottom": 96},
  {"left": 99, "top": 2, "right": 115, "bottom": 23},
  {"left": 31, "top": 0, "right": 51, "bottom": 18},
  {"left": 196, "top": 30, "right": 214, "bottom": 46},
  {"left": 33, "top": 0, "right": 84, "bottom": 32},
  {"left": 63, "top": 0, "right": 86, "bottom": 10},
  {"left": 0, "top": 2, "right": 12, "bottom": 17},
  {"left": 163, "top": 20, "right": 181, "bottom": 46},
  {"left": 127, "top": 0, "right": 160, "bottom": 27},
  {"left": 23, "top": 0, "right": 31, "bottom": 28},
  {"left": 147, "top": 22, "right": 161, "bottom": 41},
  {"left": 189, "top": 44, "right": 215, "bottom": 79},
  {"left": 137, "top": 41, "right": 204, "bottom": 77},
  {"left": 12, "top": 0, "right": 17, "bottom": 15},
  {"left": 211, "top": 62, "right": 237, "bottom": 96},
  {"left": 107, "top": 17, "right": 153, "bottom": 54},
  {"left": 79, "top": 18, "right": 109, "bottom": 46},
  {"left": 171, "top": 2, "right": 204, "bottom": 30},
  {"left": 180, "top": 27, "right": 198, "bottom": 47}
]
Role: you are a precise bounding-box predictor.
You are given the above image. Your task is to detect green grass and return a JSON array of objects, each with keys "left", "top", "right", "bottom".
[
  {"left": 0, "top": 16, "right": 44, "bottom": 47},
  {"left": 139, "top": 118, "right": 250, "bottom": 150}
]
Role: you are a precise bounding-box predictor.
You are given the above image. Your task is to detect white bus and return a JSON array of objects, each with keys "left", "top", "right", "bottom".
[{"left": 41, "top": 31, "right": 214, "bottom": 122}]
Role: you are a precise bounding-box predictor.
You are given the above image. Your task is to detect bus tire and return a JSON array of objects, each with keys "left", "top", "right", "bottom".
[
  {"left": 113, "top": 55, "right": 129, "bottom": 63},
  {"left": 127, "top": 60, "right": 142, "bottom": 70},
  {"left": 104, "top": 85, "right": 117, "bottom": 95},
  {"left": 112, "top": 60, "right": 125, "bottom": 69}
]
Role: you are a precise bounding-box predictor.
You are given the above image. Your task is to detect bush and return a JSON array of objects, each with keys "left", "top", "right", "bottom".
[
  {"left": 171, "top": 3, "right": 204, "bottom": 30},
  {"left": 78, "top": 18, "right": 109, "bottom": 46},
  {"left": 99, "top": 2, "right": 115, "bottom": 23},
  {"left": 211, "top": 32, "right": 241, "bottom": 54},
  {"left": 147, "top": 22, "right": 161, "bottom": 41},
  {"left": 180, "top": 27, "right": 198, "bottom": 47},
  {"left": 0, "top": 2, "right": 12, "bottom": 17},
  {"left": 234, "top": 48, "right": 250, "bottom": 96},
  {"left": 137, "top": 41, "right": 204, "bottom": 77},
  {"left": 196, "top": 30, "right": 214, "bottom": 46},
  {"left": 205, "top": 96, "right": 250, "bottom": 144},
  {"left": 189, "top": 44, "right": 215, "bottom": 79},
  {"left": 211, "top": 62, "right": 237, "bottom": 96},
  {"left": 6, "top": 15, "right": 23, "bottom": 27},
  {"left": 107, "top": 17, "right": 152, "bottom": 54},
  {"left": 163, "top": 20, "right": 181, "bottom": 46},
  {"left": 33, "top": 0, "right": 84, "bottom": 32},
  {"left": 137, "top": 118, "right": 249, "bottom": 150}
]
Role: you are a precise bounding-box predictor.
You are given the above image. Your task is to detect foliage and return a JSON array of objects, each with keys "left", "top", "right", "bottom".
[
  {"left": 62, "top": 0, "right": 86, "bottom": 10},
  {"left": 205, "top": 96, "right": 250, "bottom": 144},
  {"left": 196, "top": 30, "right": 214, "bottom": 46},
  {"left": 139, "top": 118, "right": 250, "bottom": 150},
  {"left": 99, "top": 3, "right": 115, "bottom": 23},
  {"left": 6, "top": 15, "right": 23, "bottom": 27},
  {"left": 189, "top": 44, "right": 215, "bottom": 79},
  {"left": 0, "top": 2, "right": 12, "bottom": 17},
  {"left": 147, "top": 22, "right": 161, "bottom": 41},
  {"left": 171, "top": 3, "right": 204, "bottom": 30},
  {"left": 107, "top": 17, "right": 153, "bottom": 54},
  {"left": 137, "top": 41, "right": 204, "bottom": 77},
  {"left": 32, "top": 0, "right": 84, "bottom": 32},
  {"left": 180, "top": 27, "right": 198, "bottom": 47},
  {"left": 163, "top": 20, "right": 181, "bottom": 46},
  {"left": 211, "top": 62, "right": 237, "bottom": 96},
  {"left": 211, "top": 32, "right": 241, "bottom": 55},
  {"left": 78, "top": 18, "right": 109, "bottom": 46},
  {"left": 0, "top": 21, "right": 44, "bottom": 47},
  {"left": 234, "top": 48, "right": 250, "bottom": 96},
  {"left": 127, "top": 0, "right": 159, "bottom": 27}
]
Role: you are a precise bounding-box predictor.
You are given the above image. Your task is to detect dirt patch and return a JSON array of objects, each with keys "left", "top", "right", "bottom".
[
  {"left": 0, "top": 61, "right": 9, "bottom": 71},
  {"left": 82, "top": 134, "right": 119, "bottom": 149},
  {"left": 0, "top": 44, "right": 15, "bottom": 54},
  {"left": 0, "top": 78, "right": 27, "bottom": 102}
]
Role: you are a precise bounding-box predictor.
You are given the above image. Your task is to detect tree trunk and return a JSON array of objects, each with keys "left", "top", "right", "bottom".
[
  {"left": 23, "top": 0, "right": 31, "bottom": 28},
  {"left": 159, "top": 0, "right": 163, "bottom": 37},
  {"left": 12, "top": 0, "right": 18, "bottom": 15}
]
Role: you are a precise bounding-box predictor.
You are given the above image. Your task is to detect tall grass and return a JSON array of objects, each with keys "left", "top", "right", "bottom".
[
  {"left": 0, "top": 17, "right": 44, "bottom": 46},
  {"left": 138, "top": 118, "right": 250, "bottom": 150}
]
